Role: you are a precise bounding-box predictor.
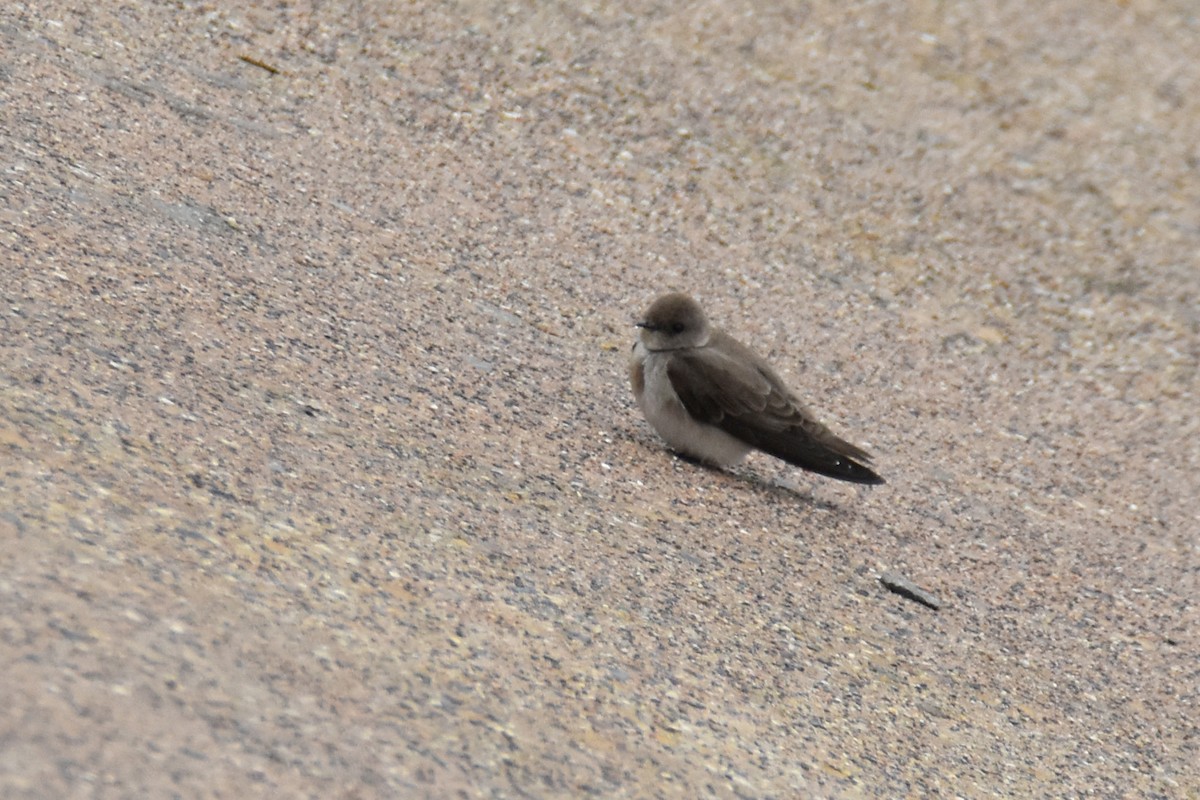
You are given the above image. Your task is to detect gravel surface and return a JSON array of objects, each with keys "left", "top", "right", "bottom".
[{"left": 2, "top": 1, "right": 1197, "bottom": 798}]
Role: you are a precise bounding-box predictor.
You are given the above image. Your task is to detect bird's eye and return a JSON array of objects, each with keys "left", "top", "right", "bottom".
[{"left": 671, "top": 322, "right": 685, "bottom": 334}]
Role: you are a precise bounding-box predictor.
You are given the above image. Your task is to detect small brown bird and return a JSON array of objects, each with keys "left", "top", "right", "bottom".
[{"left": 629, "top": 292, "right": 884, "bottom": 485}]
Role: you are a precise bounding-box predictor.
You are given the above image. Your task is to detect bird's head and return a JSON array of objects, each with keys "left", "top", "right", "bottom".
[{"left": 636, "top": 293, "right": 711, "bottom": 351}]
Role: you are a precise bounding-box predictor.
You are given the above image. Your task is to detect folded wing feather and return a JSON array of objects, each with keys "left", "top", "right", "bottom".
[{"left": 666, "top": 331, "right": 884, "bottom": 484}]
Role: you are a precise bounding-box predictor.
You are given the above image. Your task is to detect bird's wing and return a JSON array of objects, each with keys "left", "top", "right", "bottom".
[{"left": 667, "top": 331, "right": 883, "bottom": 484}]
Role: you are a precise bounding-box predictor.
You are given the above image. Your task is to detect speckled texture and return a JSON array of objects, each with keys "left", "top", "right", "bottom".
[{"left": 1, "top": 1, "right": 1196, "bottom": 797}]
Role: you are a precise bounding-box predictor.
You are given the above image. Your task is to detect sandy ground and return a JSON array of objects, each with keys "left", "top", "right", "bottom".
[{"left": 2, "top": 1, "right": 1197, "bottom": 797}]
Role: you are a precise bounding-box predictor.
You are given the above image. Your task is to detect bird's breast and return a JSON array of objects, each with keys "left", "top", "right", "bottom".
[
  {"left": 628, "top": 340, "right": 647, "bottom": 400},
  {"left": 635, "top": 350, "right": 751, "bottom": 467}
]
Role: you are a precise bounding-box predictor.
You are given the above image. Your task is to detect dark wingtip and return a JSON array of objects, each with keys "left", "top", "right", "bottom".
[
  {"left": 848, "top": 470, "right": 886, "bottom": 486},
  {"left": 826, "top": 458, "right": 885, "bottom": 485},
  {"left": 728, "top": 426, "right": 886, "bottom": 485}
]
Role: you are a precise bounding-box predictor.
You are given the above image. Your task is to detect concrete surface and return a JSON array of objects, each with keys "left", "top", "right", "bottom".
[{"left": 1, "top": 1, "right": 1196, "bottom": 797}]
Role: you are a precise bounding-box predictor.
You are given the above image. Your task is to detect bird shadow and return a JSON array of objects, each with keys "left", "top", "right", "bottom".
[{"left": 667, "top": 450, "right": 844, "bottom": 513}]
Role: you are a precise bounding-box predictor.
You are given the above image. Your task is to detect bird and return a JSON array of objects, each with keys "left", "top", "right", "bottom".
[{"left": 628, "top": 292, "right": 884, "bottom": 485}]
